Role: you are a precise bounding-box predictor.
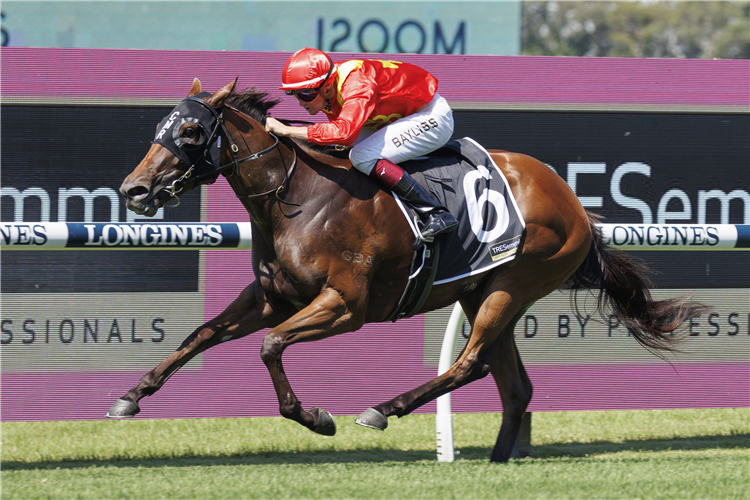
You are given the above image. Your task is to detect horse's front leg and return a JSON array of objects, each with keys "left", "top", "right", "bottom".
[
  {"left": 260, "top": 286, "right": 364, "bottom": 436},
  {"left": 106, "top": 281, "right": 288, "bottom": 418}
]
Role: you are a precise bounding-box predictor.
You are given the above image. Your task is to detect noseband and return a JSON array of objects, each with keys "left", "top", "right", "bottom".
[{"left": 159, "top": 96, "right": 295, "bottom": 205}]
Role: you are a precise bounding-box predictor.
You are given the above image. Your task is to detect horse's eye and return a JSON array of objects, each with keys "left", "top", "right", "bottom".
[{"left": 180, "top": 126, "right": 205, "bottom": 151}]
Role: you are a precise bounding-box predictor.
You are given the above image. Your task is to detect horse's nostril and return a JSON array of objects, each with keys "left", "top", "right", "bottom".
[{"left": 127, "top": 186, "right": 149, "bottom": 199}]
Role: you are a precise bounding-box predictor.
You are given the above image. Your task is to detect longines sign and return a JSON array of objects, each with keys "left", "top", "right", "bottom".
[
  {"left": 1, "top": 223, "right": 253, "bottom": 250},
  {"left": 599, "top": 224, "right": 749, "bottom": 250}
]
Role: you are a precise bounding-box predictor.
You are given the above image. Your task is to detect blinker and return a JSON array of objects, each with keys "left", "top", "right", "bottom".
[{"left": 153, "top": 92, "right": 222, "bottom": 176}]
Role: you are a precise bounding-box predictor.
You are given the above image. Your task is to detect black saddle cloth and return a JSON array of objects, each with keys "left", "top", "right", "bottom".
[{"left": 397, "top": 138, "right": 526, "bottom": 284}]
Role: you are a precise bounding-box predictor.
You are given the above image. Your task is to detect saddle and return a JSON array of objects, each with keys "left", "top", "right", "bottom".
[{"left": 384, "top": 138, "right": 526, "bottom": 322}]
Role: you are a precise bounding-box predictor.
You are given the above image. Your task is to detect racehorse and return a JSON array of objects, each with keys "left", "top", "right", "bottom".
[{"left": 111, "top": 78, "right": 705, "bottom": 463}]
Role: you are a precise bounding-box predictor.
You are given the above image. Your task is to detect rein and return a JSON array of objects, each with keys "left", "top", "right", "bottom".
[{"left": 163, "top": 98, "right": 297, "bottom": 207}]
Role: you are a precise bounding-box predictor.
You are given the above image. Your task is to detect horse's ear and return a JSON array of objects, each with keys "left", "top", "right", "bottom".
[
  {"left": 187, "top": 78, "right": 202, "bottom": 97},
  {"left": 206, "top": 78, "right": 237, "bottom": 109}
]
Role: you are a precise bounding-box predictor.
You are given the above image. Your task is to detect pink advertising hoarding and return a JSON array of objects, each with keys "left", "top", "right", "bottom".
[{"left": 2, "top": 48, "right": 748, "bottom": 422}]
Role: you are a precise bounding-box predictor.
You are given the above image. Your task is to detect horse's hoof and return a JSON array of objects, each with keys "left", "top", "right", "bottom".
[
  {"left": 105, "top": 399, "right": 140, "bottom": 418},
  {"left": 311, "top": 407, "right": 336, "bottom": 436},
  {"left": 355, "top": 408, "right": 388, "bottom": 431}
]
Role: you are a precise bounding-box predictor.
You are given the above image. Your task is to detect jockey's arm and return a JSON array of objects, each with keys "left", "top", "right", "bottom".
[
  {"left": 265, "top": 111, "right": 362, "bottom": 147},
  {"left": 265, "top": 117, "right": 310, "bottom": 141},
  {"left": 267, "top": 77, "right": 376, "bottom": 146},
  {"left": 303, "top": 91, "right": 376, "bottom": 146}
]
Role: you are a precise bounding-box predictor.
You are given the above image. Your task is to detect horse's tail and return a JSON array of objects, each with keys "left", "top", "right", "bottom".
[{"left": 567, "top": 212, "right": 709, "bottom": 352}]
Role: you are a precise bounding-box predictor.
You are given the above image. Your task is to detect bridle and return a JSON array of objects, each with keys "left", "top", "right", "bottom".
[{"left": 160, "top": 96, "right": 296, "bottom": 205}]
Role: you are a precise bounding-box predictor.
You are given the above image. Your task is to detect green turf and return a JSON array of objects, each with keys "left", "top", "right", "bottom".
[{"left": 2, "top": 409, "right": 748, "bottom": 499}]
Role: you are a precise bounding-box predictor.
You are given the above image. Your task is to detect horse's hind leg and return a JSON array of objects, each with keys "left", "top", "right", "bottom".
[
  {"left": 106, "top": 281, "right": 288, "bottom": 418},
  {"left": 358, "top": 282, "right": 525, "bottom": 434},
  {"left": 488, "top": 312, "right": 533, "bottom": 462},
  {"left": 451, "top": 298, "right": 533, "bottom": 461}
]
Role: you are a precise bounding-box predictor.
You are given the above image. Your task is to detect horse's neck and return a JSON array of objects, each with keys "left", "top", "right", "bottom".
[
  {"left": 223, "top": 112, "right": 288, "bottom": 194},
  {"left": 228, "top": 135, "right": 301, "bottom": 238},
  {"left": 222, "top": 112, "right": 354, "bottom": 240}
]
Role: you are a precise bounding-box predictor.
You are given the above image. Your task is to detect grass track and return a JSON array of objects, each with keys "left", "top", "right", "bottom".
[{"left": 2, "top": 408, "right": 748, "bottom": 499}]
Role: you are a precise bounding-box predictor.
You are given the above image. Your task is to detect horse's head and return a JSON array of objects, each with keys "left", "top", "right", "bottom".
[{"left": 120, "top": 78, "right": 236, "bottom": 217}]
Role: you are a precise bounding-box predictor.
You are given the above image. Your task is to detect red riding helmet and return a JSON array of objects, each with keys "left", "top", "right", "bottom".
[{"left": 279, "top": 47, "right": 335, "bottom": 92}]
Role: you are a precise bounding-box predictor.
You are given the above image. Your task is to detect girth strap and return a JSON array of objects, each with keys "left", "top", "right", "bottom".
[{"left": 385, "top": 238, "right": 440, "bottom": 322}]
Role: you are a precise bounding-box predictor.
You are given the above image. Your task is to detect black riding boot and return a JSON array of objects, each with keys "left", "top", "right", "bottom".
[{"left": 392, "top": 172, "right": 459, "bottom": 243}]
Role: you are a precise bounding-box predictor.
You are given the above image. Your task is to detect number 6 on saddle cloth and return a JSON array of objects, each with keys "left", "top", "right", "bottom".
[{"left": 387, "top": 137, "right": 526, "bottom": 321}]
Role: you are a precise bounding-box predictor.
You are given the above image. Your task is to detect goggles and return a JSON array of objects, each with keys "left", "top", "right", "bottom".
[
  {"left": 284, "top": 55, "right": 334, "bottom": 102},
  {"left": 285, "top": 87, "right": 321, "bottom": 102}
]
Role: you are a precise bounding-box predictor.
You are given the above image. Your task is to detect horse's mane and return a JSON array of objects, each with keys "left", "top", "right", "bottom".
[
  {"left": 225, "top": 86, "right": 350, "bottom": 159},
  {"left": 226, "top": 87, "right": 280, "bottom": 126}
]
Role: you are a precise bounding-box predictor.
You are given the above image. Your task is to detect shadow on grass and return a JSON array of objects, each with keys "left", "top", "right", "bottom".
[
  {"left": 454, "top": 432, "right": 750, "bottom": 461},
  {"left": 2, "top": 448, "right": 435, "bottom": 471},
  {"left": 4, "top": 433, "right": 747, "bottom": 471}
]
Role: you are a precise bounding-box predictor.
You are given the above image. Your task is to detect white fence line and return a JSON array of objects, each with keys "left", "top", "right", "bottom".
[
  {"left": 2, "top": 223, "right": 749, "bottom": 251},
  {"left": 598, "top": 223, "right": 748, "bottom": 250},
  {"left": 1, "top": 222, "right": 253, "bottom": 250}
]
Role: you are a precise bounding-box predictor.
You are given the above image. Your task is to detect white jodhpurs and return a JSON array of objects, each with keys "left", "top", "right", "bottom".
[{"left": 349, "top": 93, "right": 454, "bottom": 175}]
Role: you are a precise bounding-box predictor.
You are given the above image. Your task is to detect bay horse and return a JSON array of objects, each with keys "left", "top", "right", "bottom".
[{"left": 111, "top": 79, "right": 704, "bottom": 462}]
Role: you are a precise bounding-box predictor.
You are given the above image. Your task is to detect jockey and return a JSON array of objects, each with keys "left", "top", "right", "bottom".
[{"left": 266, "top": 47, "right": 459, "bottom": 243}]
